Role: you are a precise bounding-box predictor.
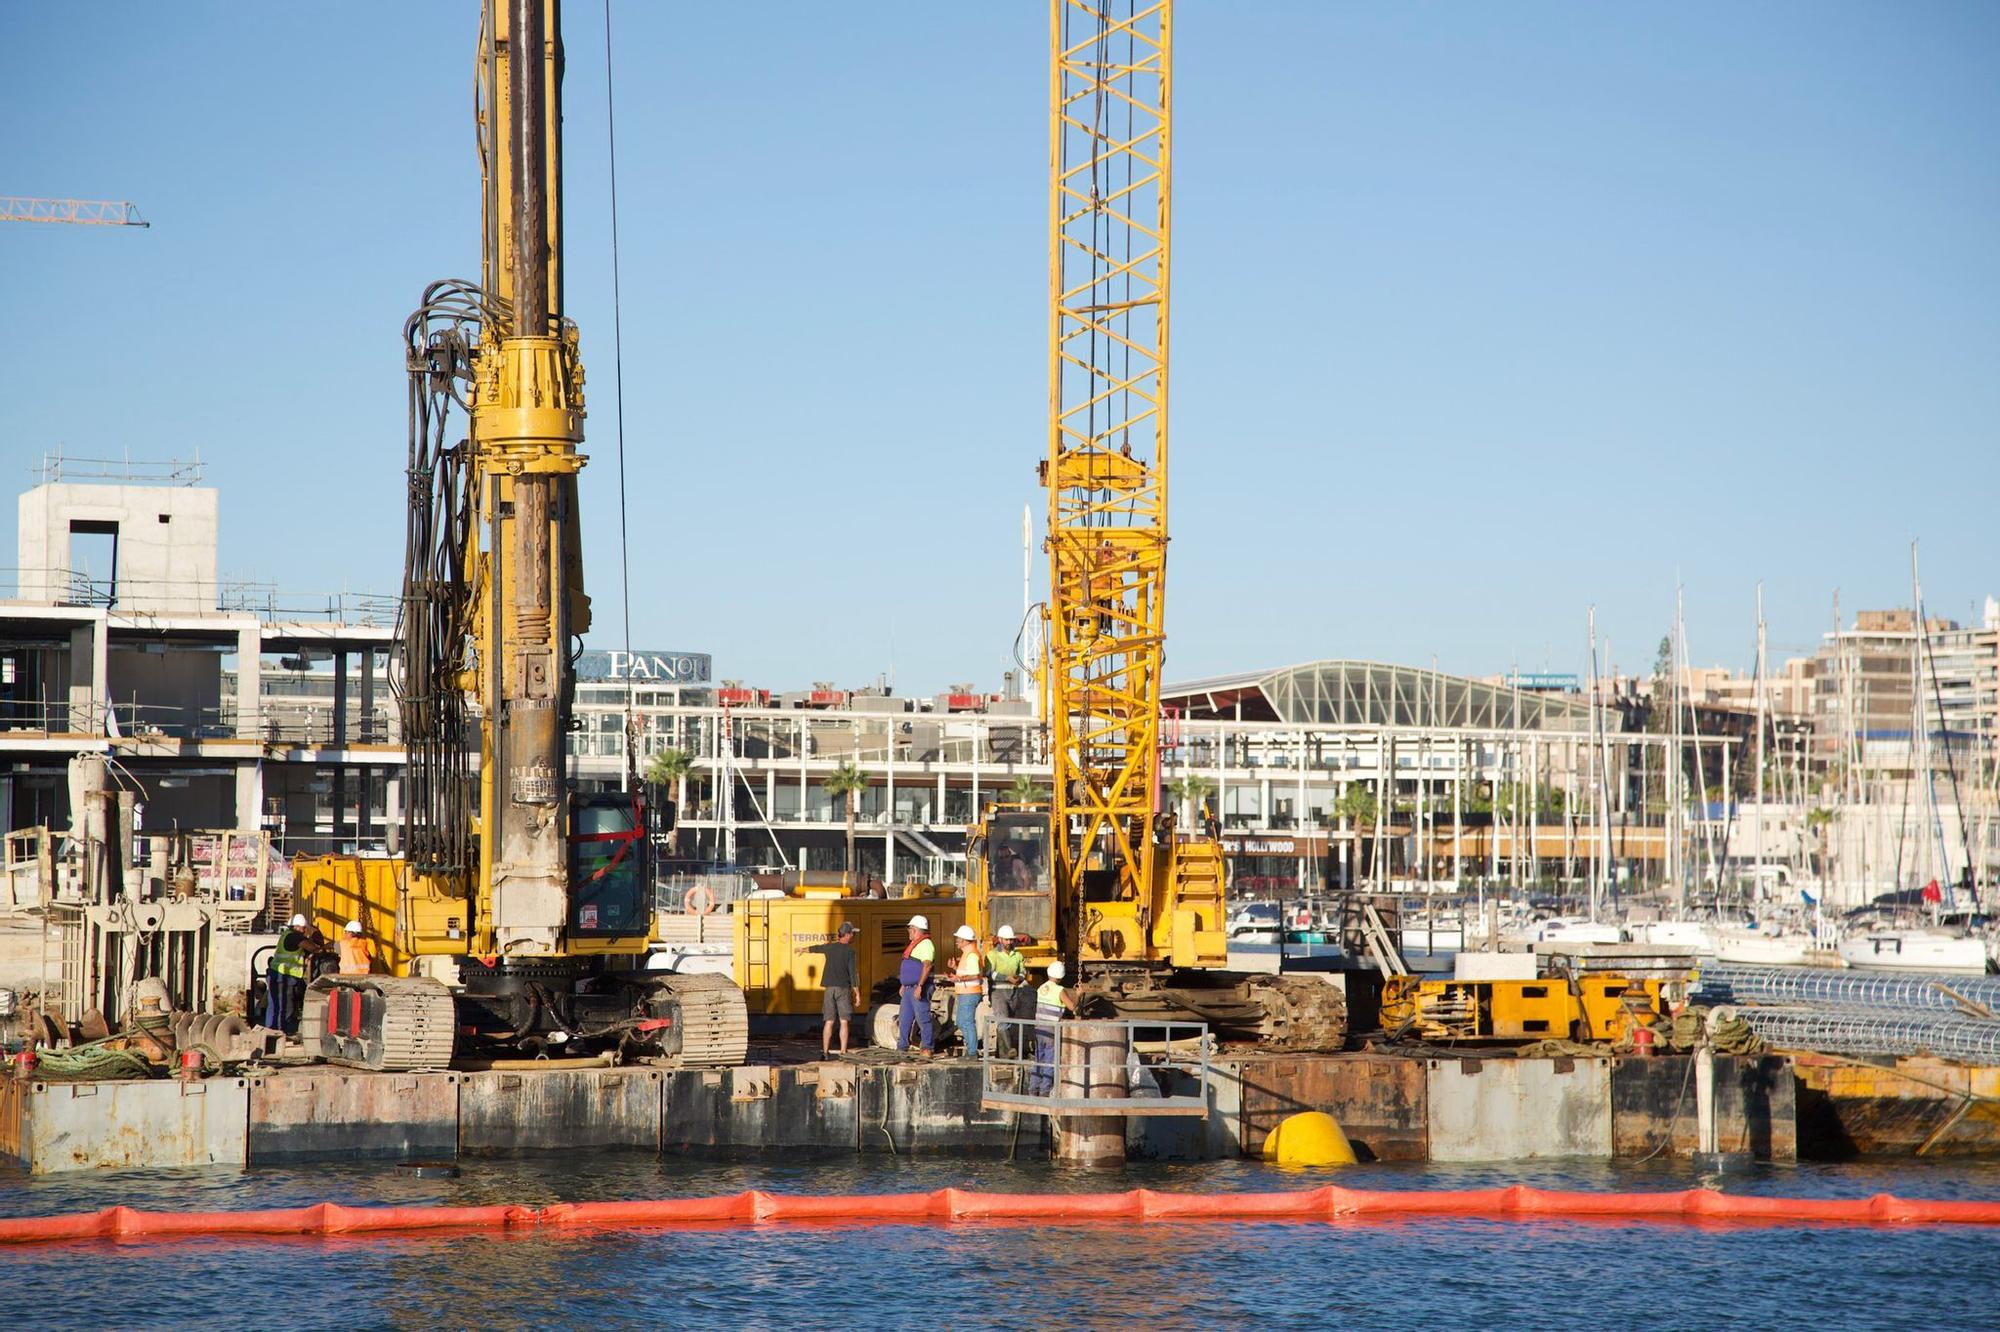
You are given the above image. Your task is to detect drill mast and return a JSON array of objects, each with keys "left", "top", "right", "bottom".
[{"left": 401, "top": 0, "right": 594, "bottom": 958}]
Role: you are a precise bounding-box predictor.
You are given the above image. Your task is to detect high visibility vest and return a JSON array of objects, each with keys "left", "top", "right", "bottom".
[
  {"left": 272, "top": 933, "right": 306, "bottom": 980},
  {"left": 953, "top": 950, "right": 984, "bottom": 995},
  {"left": 337, "top": 936, "right": 373, "bottom": 975},
  {"left": 986, "top": 949, "right": 1025, "bottom": 983},
  {"left": 1036, "top": 980, "right": 1067, "bottom": 1022}
]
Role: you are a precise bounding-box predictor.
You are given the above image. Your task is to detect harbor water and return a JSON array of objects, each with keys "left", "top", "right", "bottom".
[{"left": 3, "top": 1156, "right": 1998, "bottom": 1329}]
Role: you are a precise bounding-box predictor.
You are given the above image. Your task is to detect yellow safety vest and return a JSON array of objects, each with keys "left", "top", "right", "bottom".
[
  {"left": 272, "top": 933, "right": 306, "bottom": 980},
  {"left": 1036, "top": 980, "right": 1067, "bottom": 1022}
]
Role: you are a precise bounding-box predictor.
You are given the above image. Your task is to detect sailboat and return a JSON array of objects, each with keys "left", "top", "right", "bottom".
[{"left": 1836, "top": 548, "right": 1992, "bottom": 975}]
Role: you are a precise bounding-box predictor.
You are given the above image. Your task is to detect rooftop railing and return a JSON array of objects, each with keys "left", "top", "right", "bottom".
[{"left": 0, "top": 568, "right": 395, "bottom": 626}]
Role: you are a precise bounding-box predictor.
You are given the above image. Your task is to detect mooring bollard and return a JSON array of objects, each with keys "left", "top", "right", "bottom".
[{"left": 1054, "top": 1020, "right": 1130, "bottom": 1167}]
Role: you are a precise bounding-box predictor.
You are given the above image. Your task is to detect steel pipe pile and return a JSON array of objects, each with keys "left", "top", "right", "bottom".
[
  {"left": 1695, "top": 965, "right": 2000, "bottom": 1016},
  {"left": 1726, "top": 1006, "right": 2000, "bottom": 1063}
]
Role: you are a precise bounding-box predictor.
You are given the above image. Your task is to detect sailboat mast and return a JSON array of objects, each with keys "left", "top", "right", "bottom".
[{"left": 1755, "top": 582, "right": 1767, "bottom": 899}]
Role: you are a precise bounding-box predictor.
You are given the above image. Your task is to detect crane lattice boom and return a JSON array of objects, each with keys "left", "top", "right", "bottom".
[
  {"left": 0, "top": 198, "right": 148, "bottom": 227},
  {"left": 1045, "top": 0, "right": 1172, "bottom": 908}
]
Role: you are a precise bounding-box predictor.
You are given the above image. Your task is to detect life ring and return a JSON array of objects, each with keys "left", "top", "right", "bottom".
[{"left": 683, "top": 884, "right": 716, "bottom": 915}]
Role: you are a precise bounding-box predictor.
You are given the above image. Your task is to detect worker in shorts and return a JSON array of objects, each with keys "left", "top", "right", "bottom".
[{"left": 806, "top": 921, "right": 862, "bottom": 1057}]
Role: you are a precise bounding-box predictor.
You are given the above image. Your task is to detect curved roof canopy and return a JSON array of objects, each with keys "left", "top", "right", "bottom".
[{"left": 1162, "top": 660, "right": 1601, "bottom": 731}]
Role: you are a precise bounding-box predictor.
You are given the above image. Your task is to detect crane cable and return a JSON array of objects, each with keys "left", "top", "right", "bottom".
[{"left": 602, "top": 0, "right": 638, "bottom": 795}]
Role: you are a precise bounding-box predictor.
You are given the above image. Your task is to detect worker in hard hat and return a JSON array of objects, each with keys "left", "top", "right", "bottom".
[
  {"left": 985, "top": 925, "right": 1031, "bottom": 1058},
  {"left": 897, "top": 915, "right": 936, "bottom": 1055},
  {"left": 262, "top": 913, "right": 311, "bottom": 1035},
  {"left": 336, "top": 920, "right": 374, "bottom": 976},
  {"left": 1029, "top": 960, "right": 1078, "bottom": 1096},
  {"left": 806, "top": 921, "right": 862, "bottom": 1058},
  {"left": 949, "top": 924, "right": 986, "bottom": 1060}
]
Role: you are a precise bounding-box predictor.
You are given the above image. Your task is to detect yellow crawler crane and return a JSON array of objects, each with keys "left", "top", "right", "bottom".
[
  {"left": 300, "top": 0, "right": 746, "bottom": 1071},
  {"left": 965, "top": 0, "right": 1342, "bottom": 1049}
]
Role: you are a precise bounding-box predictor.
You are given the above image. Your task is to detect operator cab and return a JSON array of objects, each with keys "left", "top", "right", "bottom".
[
  {"left": 982, "top": 809, "right": 1054, "bottom": 941},
  {"left": 566, "top": 791, "right": 655, "bottom": 937}
]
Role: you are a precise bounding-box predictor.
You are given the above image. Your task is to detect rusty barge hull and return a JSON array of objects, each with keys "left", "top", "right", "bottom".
[{"left": 1793, "top": 1054, "right": 2000, "bottom": 1158}]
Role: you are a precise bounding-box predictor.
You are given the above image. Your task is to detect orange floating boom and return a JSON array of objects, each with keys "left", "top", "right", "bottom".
[{"left": 2, "top": 1186, "right": 2000, "bottom": 1246}]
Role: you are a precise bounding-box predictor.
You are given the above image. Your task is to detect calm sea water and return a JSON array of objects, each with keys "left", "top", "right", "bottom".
[{"left": 3, "top": 1155, "right": 1998, "bottom": 1330}]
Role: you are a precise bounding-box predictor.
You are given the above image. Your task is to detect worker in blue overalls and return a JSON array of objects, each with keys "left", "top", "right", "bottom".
[
  {"left": 897, "top": 914, "right": 937, "bottom": 1055},
  {"left": 1030, "top": 960, "right": 1078, "bottom": 1095}
]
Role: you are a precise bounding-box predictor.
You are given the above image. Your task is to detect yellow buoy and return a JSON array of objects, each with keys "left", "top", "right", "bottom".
[{"left": 1261, "top": 1111, "right": 1357, "bottom": 1167}]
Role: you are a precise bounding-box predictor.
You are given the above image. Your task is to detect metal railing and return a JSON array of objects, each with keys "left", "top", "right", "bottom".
[
  {"left": 980, "top": 1016, "right": 1211, "bottom": 1117},
  {"left": 0, "top": 566, "right": 395, "bottom": 625},
  {"left": 655, "top": 870, "right": 755, "bottom": 917}
]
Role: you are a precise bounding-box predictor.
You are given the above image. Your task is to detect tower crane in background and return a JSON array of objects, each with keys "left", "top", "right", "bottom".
[
  {"left": 0, "top": 198, "right": 149, "bottom": 227},
  {"left": 295, "top": 0, "right": 747, "bottom": 1071},
  {"left": 966, "top": 0, "right": 1345, "bottom": 1048}
]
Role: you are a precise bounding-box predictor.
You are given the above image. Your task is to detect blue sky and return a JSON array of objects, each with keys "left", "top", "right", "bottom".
[{"left": 3, "top": 2, "right": 1994, "bottom": 691}]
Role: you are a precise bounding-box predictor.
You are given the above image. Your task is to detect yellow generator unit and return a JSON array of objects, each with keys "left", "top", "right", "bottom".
[
  {"left": 733, "top": 893, "right": 966, "bottom": 1025},
  {"left": 1381, "top": 973, "right": 1675, "bottom": 1045}
]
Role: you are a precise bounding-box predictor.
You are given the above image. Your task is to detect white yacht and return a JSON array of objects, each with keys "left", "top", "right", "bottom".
[{"left": 1838, "top": 928, "right": 1989, "bottom": 976}]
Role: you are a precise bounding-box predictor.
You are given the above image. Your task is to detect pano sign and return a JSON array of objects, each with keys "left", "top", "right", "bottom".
[{"left": 577, "top": 649, "right": 712, "bottom": 684}]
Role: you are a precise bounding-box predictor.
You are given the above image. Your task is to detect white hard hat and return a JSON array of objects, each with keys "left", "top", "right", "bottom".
[
  {"left": 954, "top": 924, "right": 976, "bottom": 942},
  {"left": 996, "top": 925, "right": 1017, "bottom": 941},
  {"left": 908, "top": 915, "right": 930, "bottom": 931},
  {"left": 289, "top": 914, "right": 307, "bottom": 929},
  {"left": 344, "top": 919, "right": 364, "bottom": 935},
  {"left": 1047, "top": 960, "right": 1066, "bottom": 981}
]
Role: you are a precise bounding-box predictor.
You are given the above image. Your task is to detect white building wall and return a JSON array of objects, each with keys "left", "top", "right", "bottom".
[{"left": 17, "top": 482, "right": 219, "bottom": 613}]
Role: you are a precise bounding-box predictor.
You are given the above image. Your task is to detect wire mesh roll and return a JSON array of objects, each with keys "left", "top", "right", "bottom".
[
  {"left": 1729, "top": 1005, "right": 2000, "bottom": 1063},
  {"left": 1695, "top": 965, "right": 2000, "bottom": 1016}
]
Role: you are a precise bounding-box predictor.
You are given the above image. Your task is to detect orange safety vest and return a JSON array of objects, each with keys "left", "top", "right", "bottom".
[
  {"left": 953, "top": 948, "right": 984, "bottom": 995},
  {"left": 337, "top": 935, "right": 373, "bottom": 975}
]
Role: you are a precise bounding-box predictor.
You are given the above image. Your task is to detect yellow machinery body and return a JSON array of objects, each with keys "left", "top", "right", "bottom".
[
  {"left": 1380, "top": 973, "right": 1677, "bottom": 1045},
  {"left": 732, "top": 895, "right": 967, "bottom": 1018},
  {"left": 294, "top": 853, "right": 548, "bottom": 979},
  {"left": 964, "top": 805, "right": 1226, "bottom": 972}
]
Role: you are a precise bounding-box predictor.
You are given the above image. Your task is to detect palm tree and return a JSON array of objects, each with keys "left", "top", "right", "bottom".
[
  {"left": 1003, "top": 772, "right": 1047, "bottom": 806},
  {"left": 1335, "top": 783, "right": 1377, "bottom": 829},
  {"left": 824, "top": 761, "right": 869, "bottom": 886},
  {"left": 1167, "top": 774, "right": 1216, "bottom": 826},
  {"left": 1336, "top": 784, "right": 1378, "bottom": 884},
  {"left": 644, "top": 747, "right": 694, "bottom": 857},
  {"left": 1805, "top": 806, "right": 1835, "bottom": 878}
]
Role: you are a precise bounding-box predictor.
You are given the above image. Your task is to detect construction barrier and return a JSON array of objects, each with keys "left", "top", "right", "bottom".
[{"left": 2, "top": 1186, "right": 2000, "bottom": 1246}]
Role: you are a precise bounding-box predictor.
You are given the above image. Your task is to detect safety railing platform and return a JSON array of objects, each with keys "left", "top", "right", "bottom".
[{"left": 979, "top": 1016, "right": 1211, "bottom": 1118}]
